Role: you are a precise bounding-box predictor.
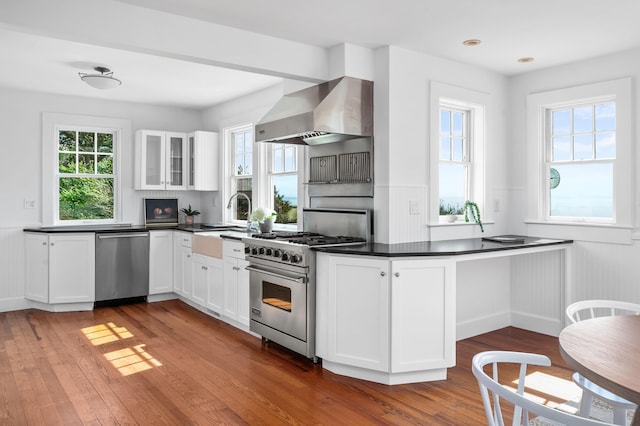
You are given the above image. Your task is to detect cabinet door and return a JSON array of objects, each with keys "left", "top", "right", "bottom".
[
  {"left": 191, "top": 254, "right": 207, "bottom": 306},
  {"left": 236, "top": 259, "right": 250, "bottom": 326},
  {"left": 49, "top": 234, "right": 95, "bottom": 304},
  {"left": 205, "top": 257, "right": 224, "bottom": 314},
  {"left": 188, "top": 131, "right": 218, "bottom": 191},
  {"left": 165, "top": 132, "right": 187, "bottom": 190},
  {"left": 390, "top": 259, "right": 456, "bottom": 373},
  {"left": 223, "top": 259, "right": 238, "bottom": 319},
  {"left": 317, "top": 254, "right": 390, "bottom": 372},
  {"left": 172, "top": 233, "right": 183, "bottom": 295},
  {"left": 180, "top": 247, "right": 193, "bottom": 298},
  {"left": 135, "top": 130, "right": 166, "bottom": 190},
  {"left": 149, "top": 231, "right": 173, "bottom": 294},
  {"left": 24, "top": 233, "right": 49, "bottom": 303}
]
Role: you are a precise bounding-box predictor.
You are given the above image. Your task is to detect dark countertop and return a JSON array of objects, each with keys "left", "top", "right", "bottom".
[
  {"left": 22, "top": 224, "right": 253, "bottom": 239},
  {"left": 313, "top": 236, "right": 573, "bottom": 257}
]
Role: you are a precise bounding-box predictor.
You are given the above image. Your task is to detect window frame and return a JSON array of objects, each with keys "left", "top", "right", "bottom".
[
  {"left": 42, "top": 113, "right": 126, "bottom": 226},
  {"left": 526, "top": 78, "right": 632, "bottom": 243},
  {"left": 267, "top": 143, "right": 300, "bottom": 229},
  {"left": 429, "top": 81, "right": 487, "bottom": 228}
]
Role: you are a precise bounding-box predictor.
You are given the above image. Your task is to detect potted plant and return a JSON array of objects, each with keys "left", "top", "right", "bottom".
[
  {"left": 251, "top": 208, "right": 277, "bottom": 233},
  {"left": 180, "top": 204, "right": 200, "bottom": 226},
  {"left": 439, "top": 200, "right": 464, "bottom": 222},
  {"left": 462, "top": 200, "right": 484, "bottom": 232}
]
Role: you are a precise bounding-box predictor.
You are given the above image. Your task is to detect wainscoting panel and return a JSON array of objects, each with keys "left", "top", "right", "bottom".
[
  {"left": 377, "top": 186, "right": 430, "bottom": 244},
  {"left": 0, "top": 227, "right": 28, "bottom": 311}
]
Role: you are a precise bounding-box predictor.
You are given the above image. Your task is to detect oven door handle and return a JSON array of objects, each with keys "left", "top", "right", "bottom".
[{"left": 245, "top": 265, "right": 306, "bottom": 284}]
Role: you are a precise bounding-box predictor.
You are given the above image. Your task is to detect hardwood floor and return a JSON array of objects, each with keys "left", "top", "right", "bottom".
[{"left": 0, "top": 300, "right": 575, "bottom": 425}]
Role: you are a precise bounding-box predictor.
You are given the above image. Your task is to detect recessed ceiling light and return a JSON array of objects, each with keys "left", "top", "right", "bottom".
[
  {"left": 517, "top": 57, "right": 535, "bottom": 63},
  {"left": 463, "top": 39, "right": 481, "bottom": 46}
]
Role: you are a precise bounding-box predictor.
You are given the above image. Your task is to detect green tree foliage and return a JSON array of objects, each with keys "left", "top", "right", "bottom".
[
  {"left": 58, "top": 161, "right": 113, "bottom": 220},
  {"left": 274, "top": 186, "right": 297, "bottom": 224}
]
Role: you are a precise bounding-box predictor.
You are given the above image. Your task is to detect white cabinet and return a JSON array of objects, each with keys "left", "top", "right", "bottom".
[
  {"left": 149, "top": 230, "right": 173, "bottom": 295},
  {"left": 193, "top": 254, "right": 224, "bottom": 313},
  {"left": 317, "top": 255, "right": 390, "bottom": 372},
  {"left": 173, "top": 232, "right": 193, "bottom": 297},
  {"left": 222, "top": 240, "right": 250, "bottom": 326},
  {"left": 25, "top": 233, "right": 95, "bottom": 305},
  {"left": 187, "top": 131, "right": 219, "bottom": 191},
  {"left": 316, "top": 252, "right": 455, "bottom": 384},
  {"left": 135, "top": 130, "right": 187, "bottom": 190}
]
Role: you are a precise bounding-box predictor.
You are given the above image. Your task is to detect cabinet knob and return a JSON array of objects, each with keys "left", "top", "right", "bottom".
[
  {"left": 42, "top": 242, "right": 47, "bottom": 246},
  {"left": 394, "top": 272, "right": 400, "bottom": 277},
  {"left": 50, "top": 242, "right": 55, "bottom": 246},
  {"left": 187, "top": 254, "right": 191, "bottom": 258},
  {"left": 380, "top": 271, "right": 386, "bottom": 277}
]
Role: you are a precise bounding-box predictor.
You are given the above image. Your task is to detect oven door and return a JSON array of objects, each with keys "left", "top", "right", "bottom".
[{"left": 247, "top": 263, "right": 307, "bottom": 341}]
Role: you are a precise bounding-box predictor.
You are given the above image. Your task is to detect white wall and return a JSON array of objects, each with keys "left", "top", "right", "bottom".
[
  {"left": 0, "top": 86, "right": 206, "bottom": 309},
  {"left": 374, "top": 46, "right": 509, "bottom": 243},
  {"left": 507, "top": 47, "right": 640, "bottom": 305}
]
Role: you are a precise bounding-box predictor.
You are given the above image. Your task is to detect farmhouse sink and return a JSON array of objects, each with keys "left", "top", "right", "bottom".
[{"left": 201, "top": 223, "right": 247, "bottom": 231}]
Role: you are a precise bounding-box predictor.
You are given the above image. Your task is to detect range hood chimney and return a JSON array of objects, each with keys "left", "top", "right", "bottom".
[{"left": 255, "top": 76, "right": 373, "bottom": 145}]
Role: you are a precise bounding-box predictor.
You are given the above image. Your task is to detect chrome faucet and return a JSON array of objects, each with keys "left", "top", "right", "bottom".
[{"left": 226, "top": 192, "right": 252, "bottom": 231}]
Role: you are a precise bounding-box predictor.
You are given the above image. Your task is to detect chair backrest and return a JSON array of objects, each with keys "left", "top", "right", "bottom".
[
  {"left": 566, "top": 299, "right": 640, "bottom": 324},
  {"left": 472, "top": 351, "right": 612, "bottom": 426}
]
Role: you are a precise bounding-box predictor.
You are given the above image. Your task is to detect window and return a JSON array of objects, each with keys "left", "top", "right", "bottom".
[
  {"left": 57, "top": 128, "right": 115, "bottom": 221},
  {"left": 526, "top": 78, "right": 631, "bottom": 238},
  {"left": 547, "top": 101, "right": 615, "bottom": 220},
  {"left": 229, "top": 125, "right": 253, "bottom": 222},
  {"left": 224, "top": 124, "right": 302, "bottom": 229},
  {"left": 439, "top": 106, "right": 470, "bottom": 215},
  {"left": 429, "top": 81, "right": 486, "bottom": 226},
  {"left": 269, "top": 143, "right": 298, "bottom": 224},
  {"left": 42, "top": 113, "right": 127, "bottom": 226}
]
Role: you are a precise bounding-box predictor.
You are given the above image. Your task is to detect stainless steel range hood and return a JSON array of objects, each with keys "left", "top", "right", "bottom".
[{"left": 255, "top": 76, "right": 373, "bottom": 145}]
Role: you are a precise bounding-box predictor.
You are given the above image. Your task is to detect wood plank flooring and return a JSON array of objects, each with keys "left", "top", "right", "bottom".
[{"left": 0, "top": 300, "right": 576, "bottom": 425}]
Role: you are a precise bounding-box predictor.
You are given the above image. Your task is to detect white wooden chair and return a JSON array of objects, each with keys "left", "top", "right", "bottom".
[
  {"left": 472, "top": 351, "right": 612, "bottom": 426},
  {"left": 566, "top": 300, "right": 640, "bottom": 425}
]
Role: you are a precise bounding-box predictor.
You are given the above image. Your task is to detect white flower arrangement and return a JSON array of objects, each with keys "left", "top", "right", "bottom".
[{"left": 250, "top": 208, "right": 277, "bottom": 223}]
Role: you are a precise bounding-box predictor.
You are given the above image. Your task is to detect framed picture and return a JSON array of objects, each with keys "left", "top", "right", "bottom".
[{"left": 144, "top": 198, "right": 179, "bottom": 227}]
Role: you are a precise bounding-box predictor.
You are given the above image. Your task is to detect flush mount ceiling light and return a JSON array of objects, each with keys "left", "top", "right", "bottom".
[
  {"left": 78, "top": 66, "right": 122, "bottom": 90},
  {"left": 463, "top": 39, "right": 482, "bottom": 46},
  {"left": 517, "top": 57, "right": 535, "bottom": 63}
]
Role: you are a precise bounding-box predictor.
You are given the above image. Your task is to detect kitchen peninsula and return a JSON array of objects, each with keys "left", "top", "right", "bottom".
[{"left": 314, "top": 237, "right": 572, "bottom": 385}]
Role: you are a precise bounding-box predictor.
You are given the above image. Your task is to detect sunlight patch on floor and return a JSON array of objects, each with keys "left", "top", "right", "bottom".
[
  {"left": 104, "top": 344, "right": 162, "bottom": 376},
  {"left": 81, "top": 322, "right": 133, "bottom": 345},
  {"left": 82, "top": 323, "right": 162, "bottom": 376}
]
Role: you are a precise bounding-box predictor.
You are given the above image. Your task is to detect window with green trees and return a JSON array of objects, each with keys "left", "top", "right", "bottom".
[{"left": 57, "top": 128, "right": 115, "bottom": 221}]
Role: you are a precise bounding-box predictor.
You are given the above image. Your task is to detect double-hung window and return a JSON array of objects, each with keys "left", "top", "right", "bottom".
[
  {"left": 228, "top": 125, "right": 253, "bottom": 222},
  {"left": 225, "top": 124, "right": 301, "bottom": 228},
  {"left": 546, "top": 101, "right": 615, "bottom": 220},
  {"left": 526, "top": 78, "right": 631, "bottom": 241},
  {"left": 43, "top": 113, "right": 127, "bottom": 226},
  {"left": 269, "top": 143, "right": 298, "bottom": 224},
  {"left": 439, "top": 106, "right": 470, "bottom": 215}
]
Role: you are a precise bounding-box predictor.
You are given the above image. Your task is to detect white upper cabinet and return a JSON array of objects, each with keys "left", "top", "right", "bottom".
[
  {"left": 135, "top": 129, "right": 218, "bottom": 191},
  {"left": 135, "top": 130, "right": 187, "bottom": 190},
  {"left": 187, "top": 131, "right": 219, "bottom": 191}
]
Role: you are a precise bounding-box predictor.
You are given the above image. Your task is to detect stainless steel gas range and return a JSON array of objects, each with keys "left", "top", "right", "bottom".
[{"left": 243, "top": 208, "right": 371, "bottom": 362}]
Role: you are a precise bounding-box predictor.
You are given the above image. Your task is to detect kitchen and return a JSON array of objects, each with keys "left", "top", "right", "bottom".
[{"left": 3, "top": 0, "right": 640, "bottom": 423}]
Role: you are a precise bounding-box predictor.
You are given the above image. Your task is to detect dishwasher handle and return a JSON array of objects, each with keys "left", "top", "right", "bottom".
[{"left": 97, "top": 232, "right": 150, "bottom": 239}]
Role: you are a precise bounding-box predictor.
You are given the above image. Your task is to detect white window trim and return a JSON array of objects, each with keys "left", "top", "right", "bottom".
[
  {"left": 525, "top": 78, "right": 632, "bottom": 243},
  {"left": 42, "top": 113, "right": 128, "bottom": 227},
  {"left": 429, "top": 81, "right": 487, "bottom": 227}
]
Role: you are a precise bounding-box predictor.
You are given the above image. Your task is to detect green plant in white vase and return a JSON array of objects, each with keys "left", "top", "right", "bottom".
[
  {"left": 180, "top": 204, "right": 200, "bottom": 226},
  {"left": 251, "top": 208, "right": 277, "bottom": 233}
]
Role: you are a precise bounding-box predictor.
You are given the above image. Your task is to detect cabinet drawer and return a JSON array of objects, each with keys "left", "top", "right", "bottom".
[
  {"left": 176, "top": 232, "right": 192, "bottom": 248},
  {"left": 223, "top": 240, "right": 245, "bottom": 259}
]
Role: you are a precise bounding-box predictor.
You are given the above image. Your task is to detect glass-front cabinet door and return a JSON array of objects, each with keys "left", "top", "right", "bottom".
[
  {"left": 166, "top": 132, "right": 187, "bottom": 190},
  {"left": 141, "top": 130, "right": 165, "bottom": 189}
]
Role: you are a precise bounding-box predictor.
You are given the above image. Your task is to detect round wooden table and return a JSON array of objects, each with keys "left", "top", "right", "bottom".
[{"left": 559, "top": 315, "right": 640, "bottom": 425}]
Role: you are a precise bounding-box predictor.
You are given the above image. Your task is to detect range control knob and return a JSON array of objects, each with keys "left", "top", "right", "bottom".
[
  {"left": 290, "top": 254, "right": 301, "bottom": 264},
  {"left": 244, "top": 247, "right": 250, "bottom": 254},
  {"left": 281, "top": 253, "right": 289, "bottom": 262},
  {"left": 251, "top": 247, "right": 258, "bottom": 255},
  {"left": 258, "top": 247, "right": 265, "bottom": 255},
  {"left": 265, "top": 248, "right": 272, "bottom": 256},
  {"left": 273, "top": 249, "right": 281, "bottom": 258}
]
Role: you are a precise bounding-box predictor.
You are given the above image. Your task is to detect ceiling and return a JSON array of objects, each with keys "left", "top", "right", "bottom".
[{"left": 2, "top": 0, "right": 640, "bottom": 109}]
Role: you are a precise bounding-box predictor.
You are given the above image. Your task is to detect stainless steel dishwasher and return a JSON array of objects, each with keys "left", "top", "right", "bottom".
[{"left": 95, "top": 231, "right": 149, "bottom": 306}]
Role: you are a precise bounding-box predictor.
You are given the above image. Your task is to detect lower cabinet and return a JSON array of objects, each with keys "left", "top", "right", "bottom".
[
  {"left": 173, "top": 232, "right": 193, "bottom": 298},
  {"left": 149, "top": 230, "right": 174, "bottom": 295},
  {"left": 223, "top": 240, "right": 250, "bottom": 326},
  {"left": 316, "top": 252, "right": 455, "bottom": 385},
  {"left": 190, "top": 253, "right": 223, "bottom": 312},
  {"left": 24, "top": 232, "right": 95, "bottom": 307}
]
